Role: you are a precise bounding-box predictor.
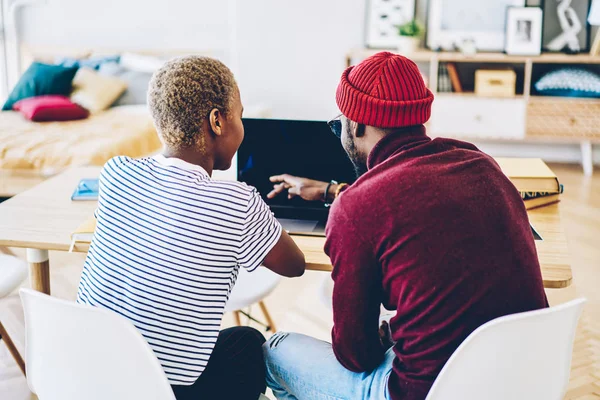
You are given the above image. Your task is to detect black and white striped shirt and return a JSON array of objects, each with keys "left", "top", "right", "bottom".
[{"left": 76, "top": 154, "right": 282, "bottom": 385}]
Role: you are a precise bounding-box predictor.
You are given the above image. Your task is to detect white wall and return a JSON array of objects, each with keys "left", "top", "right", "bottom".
[
  {"left": 18, "top": 0, "right": 365, "bottom": 120},
  {"left": 15, "top": 0, "right": 600, "bottom": 166}
]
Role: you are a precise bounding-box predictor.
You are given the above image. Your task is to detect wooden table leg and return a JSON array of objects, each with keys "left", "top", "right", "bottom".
[{"left": 26, "top": 249, "right": 50, "bottom": 295}]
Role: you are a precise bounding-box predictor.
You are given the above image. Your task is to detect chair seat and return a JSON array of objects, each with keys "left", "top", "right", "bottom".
[
  {"left": 0, "top": 255, "right": 28, "bottom": 298},
  {"left": 225, "top": 267, "right": 281, "bottom": 312}
]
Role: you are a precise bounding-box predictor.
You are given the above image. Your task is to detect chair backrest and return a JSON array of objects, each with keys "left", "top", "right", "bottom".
[
  {"left": 425, "top": 298, "right": 586, "bottom": 400},
  {"left": 20, "top": 289, "right": 176, "bottom": 400}
]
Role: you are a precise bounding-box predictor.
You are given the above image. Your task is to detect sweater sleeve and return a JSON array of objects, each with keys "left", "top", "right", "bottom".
[{"left": 324, "top": 199, "right": 385, "bottom": 373}]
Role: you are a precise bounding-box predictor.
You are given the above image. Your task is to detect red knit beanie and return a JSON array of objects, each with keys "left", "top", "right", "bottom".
[{"left": 336, "top": 52, "right": 434, "bottom": 128}]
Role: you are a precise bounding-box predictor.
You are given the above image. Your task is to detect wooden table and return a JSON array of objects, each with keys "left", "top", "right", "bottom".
[{"left": 0, "top": 166, "right": 572, "bottom": 294}]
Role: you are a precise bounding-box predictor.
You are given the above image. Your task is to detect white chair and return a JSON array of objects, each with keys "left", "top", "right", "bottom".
[
  {"left": 20, "top": 288, "right": 176, "bottom": 400},
  {"left": 425, "top": 298, "right": 586, "bottom": 400},
  {"left": 225, "top": 267, "right": 281, "bottom": 332},
  {"left": 0, "top": 254, "right": 28, "bottom": 375}
]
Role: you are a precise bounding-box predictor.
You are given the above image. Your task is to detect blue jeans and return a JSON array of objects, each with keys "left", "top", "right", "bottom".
[{"left": 263, "top": 332, "right": 394, "bottom": 400}]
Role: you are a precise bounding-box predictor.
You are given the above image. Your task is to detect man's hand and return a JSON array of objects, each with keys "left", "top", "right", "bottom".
[
  {"left": 379, "top": 321, "right": 395, "bottom": 351},
  {"left": 268, "top": 174, "right": 334, "bottom": 202}
]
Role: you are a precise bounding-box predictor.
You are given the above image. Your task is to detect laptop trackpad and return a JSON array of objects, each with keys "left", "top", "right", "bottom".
[{"left": 278, "top": 218, "right": 319, "bottom": 233}]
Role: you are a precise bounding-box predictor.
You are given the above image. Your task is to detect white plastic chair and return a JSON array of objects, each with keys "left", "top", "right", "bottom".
[
  {"left": 425, "top": 298, "right": 586, "bottom": 400},
  {"left": 20, "top": 288, "right": 176, "bottom": 400},
  {"left": 0, "top": 254, "right": 28, "bottom": 375},
  {"left": 225, "top": 267, "right": 281, "bottom": 332}
]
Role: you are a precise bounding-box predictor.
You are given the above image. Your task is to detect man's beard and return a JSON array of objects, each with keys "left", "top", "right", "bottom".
[{"left": 343, "top": 124, "right": 368, "bottom": 178}]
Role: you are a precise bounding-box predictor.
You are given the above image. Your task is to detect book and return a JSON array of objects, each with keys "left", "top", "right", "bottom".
[
  {"left": 519, "top": 184, "right": 564, "bottom": 200},
  {"left": 524, "top": 194, "right": 560, "bottom": 210},
  {"left": 437, "top": 63, "right": 452, "bottom": 93},
  {"left": 71, "top": 178, "right": 99, "bottom": 201},
  {"left": 446, "top": 63, "right": 463, "bottom": 93},
  {"left": 494, "top": 158, "right": 560, "bottom": 193},
  {"left": 69, "top": 216, "right": 96, "bottom": 251}
]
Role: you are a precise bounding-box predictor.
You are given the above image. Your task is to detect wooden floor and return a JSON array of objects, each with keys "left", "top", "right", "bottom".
[{"left": 0, "top": 163, "right": 598, "bottom": 399}]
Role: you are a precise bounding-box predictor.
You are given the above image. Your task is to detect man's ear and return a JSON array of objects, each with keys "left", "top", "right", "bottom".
[
  {"left": 209, "top": 108, "right": 223, "bottom": 137},
  {"left": 354, "top": 122, "right": 366, "bottom": 138}
]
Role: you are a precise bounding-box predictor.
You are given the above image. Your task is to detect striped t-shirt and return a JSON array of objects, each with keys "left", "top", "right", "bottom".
[{"left": 76, "top": 154, "right": 282, "bottom": 385}]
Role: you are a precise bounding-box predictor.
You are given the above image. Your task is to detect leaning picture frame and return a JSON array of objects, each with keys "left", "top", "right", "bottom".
[
  {"left": 365, "top": 0, "right": 416, "bottom": 49},
  {"left": 427, "top": 0, "right": 526, "bottom": 51},
  {"left": 505, "top": 7, "right": 543, "bottom": 55}
]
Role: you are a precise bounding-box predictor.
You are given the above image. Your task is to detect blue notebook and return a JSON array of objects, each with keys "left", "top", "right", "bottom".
[{"left": 71, "top": 178, "right": 99, "bottom": 201}]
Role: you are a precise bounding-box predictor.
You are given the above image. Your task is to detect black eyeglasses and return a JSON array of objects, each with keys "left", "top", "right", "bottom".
[{"left": 327, "top": 114, "right": 343, "bottom": 138}]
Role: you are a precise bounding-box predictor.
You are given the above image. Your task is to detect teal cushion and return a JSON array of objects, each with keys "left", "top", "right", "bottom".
[{"left": 3, "top": 62, "right": 78, "bottom": 111}]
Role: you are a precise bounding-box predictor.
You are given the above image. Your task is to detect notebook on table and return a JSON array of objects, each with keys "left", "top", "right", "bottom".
[
  {"left": 71, "top": 178, "right": 100, "bottom": 201},
  {"left": 69, "top": 216, "right": 96, "bottom": 251}
]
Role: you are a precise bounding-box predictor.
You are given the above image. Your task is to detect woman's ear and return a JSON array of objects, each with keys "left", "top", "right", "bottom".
[{"left": 209, "top": 108, "right": 223, "bottom": 137}]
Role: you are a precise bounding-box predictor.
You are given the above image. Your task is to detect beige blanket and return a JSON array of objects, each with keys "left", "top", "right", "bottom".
[{"left": 0, "top": 106, "right": 162, "bottom": 171}]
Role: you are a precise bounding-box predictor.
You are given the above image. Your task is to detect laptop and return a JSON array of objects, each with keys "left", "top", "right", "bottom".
[{"left": 238, "top": 118, "right": 356, "bottom": 237}]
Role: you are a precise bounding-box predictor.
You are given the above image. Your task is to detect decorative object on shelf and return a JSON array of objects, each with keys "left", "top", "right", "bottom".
[
  {"left": 365, "top": 0, "right": 416, "bottom": 49},
  {"left": 542, "top": 0, "right": 591, "bottom": 53},
  {"left": 396, "top": 19, "right": 425, "bottom": 53},
  {"left": 589, "top": 0, "right": 600, "bottom": 55},
  {"left": 475, "top": 69, "right": 517, "bottom": 97},
  {"left": 458, "top": 38, "right": 478, "bottom": 56},
  {"left": 505, "top": 7, "right": 543, "bottom": 55},
  {"left": 427, "top": 0, "right": 525, "bottom": 51},
  {"left": 534, "top": 67, "right": 600, "bottom": 98}
]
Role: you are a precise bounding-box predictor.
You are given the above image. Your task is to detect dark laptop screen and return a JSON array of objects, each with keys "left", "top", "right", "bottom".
[{"left": 238, "top": 118, "right": 356, "bottom": 218}]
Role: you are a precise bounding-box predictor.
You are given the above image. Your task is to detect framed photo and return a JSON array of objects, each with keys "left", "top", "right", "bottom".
[
  {"left": 427, "top": 0, "right": 526, "bottom": 51},
  {"left": 542, "top": 0, "right": 591, "bottom": 53},
  {"left": 365, "top": 0, "right": 416, "bottom": 49},
  {"left": 505, "top": 7, "right": 543, "bottom": 55}
]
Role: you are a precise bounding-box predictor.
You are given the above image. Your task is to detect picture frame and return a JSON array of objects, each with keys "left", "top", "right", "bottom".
[
  {"left": 427, "top": 0, "right": 526, "bottom": 52},
  {"left": 365, "top": 0, "right": 416, "bottom": 49},
  {"left": 542, "top": 0, "right": 591, "bottom": 53},
  {"left": 505, "top": 7, "right": 543, "bottom": 55}
]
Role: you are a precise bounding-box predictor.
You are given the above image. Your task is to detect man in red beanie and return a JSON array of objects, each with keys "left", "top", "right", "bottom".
[{"left": 263, "top": 52, "right": 548, "bottom": 400}]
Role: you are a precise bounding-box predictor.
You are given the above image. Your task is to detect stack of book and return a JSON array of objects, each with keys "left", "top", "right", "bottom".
[
  {"left": 438, "top": 62, "right": 462, "bottom": 93},
  {"left": 495, "top": 158, "right": 563, "bottom": 210}
]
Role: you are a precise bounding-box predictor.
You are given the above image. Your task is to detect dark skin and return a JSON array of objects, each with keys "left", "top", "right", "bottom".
[{"left": 163, "top": 87, "right": 305, "bottom": 278}]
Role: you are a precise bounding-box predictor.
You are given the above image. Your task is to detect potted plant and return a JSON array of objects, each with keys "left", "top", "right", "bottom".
[{"left": 397, "top": 20, "right": 425, "bottom": 54}]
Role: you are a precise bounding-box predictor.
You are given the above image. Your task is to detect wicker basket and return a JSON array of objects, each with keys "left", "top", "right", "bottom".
[{"left": 526, "top": 97, "right": 600, "bottom": 140}]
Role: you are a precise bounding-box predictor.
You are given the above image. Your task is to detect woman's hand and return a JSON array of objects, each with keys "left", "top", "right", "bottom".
[{"left": 268, "top": 174, "right": 335, "bottom": 202}]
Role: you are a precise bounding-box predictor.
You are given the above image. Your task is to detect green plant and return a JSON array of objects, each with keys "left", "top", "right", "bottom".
[{"left": 397, "top": 20, "right": 425, "bottom": 38}]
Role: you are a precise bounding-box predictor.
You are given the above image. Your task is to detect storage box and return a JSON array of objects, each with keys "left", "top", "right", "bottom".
[{"left": 475, "top": 70, "right": 516, "bottom": 97}]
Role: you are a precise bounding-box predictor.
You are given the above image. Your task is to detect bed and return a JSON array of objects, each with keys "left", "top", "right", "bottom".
[
  {"left": 0, "top": 105, "right": 162, "bottom": 197},
  {"left": 0, "top": 46, "right": 181, "bottom": 198},
  {"left": 0, "top": 105, "right": 160, "bottom": 171}
]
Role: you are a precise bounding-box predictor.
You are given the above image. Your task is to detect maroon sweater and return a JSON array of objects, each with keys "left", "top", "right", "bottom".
[{"left": 324, "top": 127, "right": 548, "bottom": 400}]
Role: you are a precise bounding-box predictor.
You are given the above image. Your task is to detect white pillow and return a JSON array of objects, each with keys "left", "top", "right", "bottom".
[
  {"left": 119, "top": 52, "right": 170, "bottom": 73},
  {"left": 70, "top": 68, "right": 127, "bottom": 113}
]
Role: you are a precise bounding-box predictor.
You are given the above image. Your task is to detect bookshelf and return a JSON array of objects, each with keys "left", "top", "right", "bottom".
[{"left": 345, "top": 49, "right": 600, "bottom": 175}]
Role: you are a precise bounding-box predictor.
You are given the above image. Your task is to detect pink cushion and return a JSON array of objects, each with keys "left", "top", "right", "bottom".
[{"left": 13, "top": 95, "right": 89, "bottom": 122}]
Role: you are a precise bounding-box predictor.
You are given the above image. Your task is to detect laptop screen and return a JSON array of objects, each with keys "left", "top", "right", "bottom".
[{"left": 238, "top": 118, "right": 356, "bottom": 218}]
